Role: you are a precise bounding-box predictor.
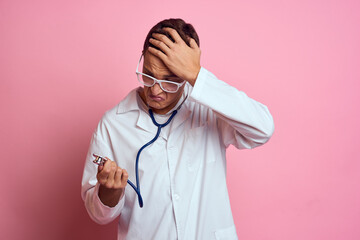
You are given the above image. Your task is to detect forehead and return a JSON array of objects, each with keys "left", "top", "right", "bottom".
[{"left": 143, "top": 51, "right": 172, "bottom": 75}]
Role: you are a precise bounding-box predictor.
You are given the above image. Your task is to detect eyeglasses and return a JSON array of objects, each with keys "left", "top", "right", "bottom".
[{"left": 136, "top": 54, "right": 186, "bottom": 93}]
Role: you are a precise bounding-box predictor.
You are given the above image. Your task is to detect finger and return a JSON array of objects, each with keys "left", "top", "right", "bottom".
[
  {"left": 97, "top": 167, "right": 109, "bottom": 185},
  {"left": 149, "top": 38, "right": 171, "bottom": 55},
  {"left": 162, "top": 27, "right": 183, "bottom": 43},
  {"left": 97, "top": 160, "right": 112, "bottom": 185},
  {"left": 97, "top": 173, "right": 107, "bottom": 185},
  {"left": 147, "top": 46, "right": 168, "bottom": 61},
  {"left": 121, "top": 169, "right": 129, "bottom": 188},
  {"left": 113, "top": 167, "right": 123, "bottom": 188},
  {"left": 102, "top": 158, "right": 112, "bottom": 172},
  {"left": 105, "top": 162, "right": 117, "bottom": 188},
  {"left": 97, "top": 156, "right": 110, "bottom": 172},
  {"left": 152, "top": 33, "right": 174, "bottom": 48},
  {"left": 189, "top": 38, "right": 199, "bottom": 49}
]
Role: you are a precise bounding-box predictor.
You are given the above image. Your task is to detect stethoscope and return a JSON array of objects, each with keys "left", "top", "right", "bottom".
[
  {"left": 129, "top": 108, "right": 177, "bottom": 207},
  {"left": 93, "top": 105, "right": 182, "bottom": 208}
]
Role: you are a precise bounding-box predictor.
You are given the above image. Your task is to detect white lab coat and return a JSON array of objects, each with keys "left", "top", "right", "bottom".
[{"left": 81, "top": 67, "right": 274, "bottom": 240}]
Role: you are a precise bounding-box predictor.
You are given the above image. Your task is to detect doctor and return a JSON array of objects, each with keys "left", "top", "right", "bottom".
[{"left": 81, "top": 18, "right": 274, "bottom": 240}]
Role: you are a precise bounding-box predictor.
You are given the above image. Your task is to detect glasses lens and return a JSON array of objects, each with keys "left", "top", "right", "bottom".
[
  {"left": 140, "top": 74, "right": 155, "bottom": 86},
  {"left": 161, "top": 82, "right": 179, "bottom": 92},
  {"left": 136, "top": 55, "right": 184, "bottom": 92}
]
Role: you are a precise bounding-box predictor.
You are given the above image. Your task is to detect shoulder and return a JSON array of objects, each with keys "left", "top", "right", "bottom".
[{"left": 102, "top": 88, "right": 140, "bottom": 120}]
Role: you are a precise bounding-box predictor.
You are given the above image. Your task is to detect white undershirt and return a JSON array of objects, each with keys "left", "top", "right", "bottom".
[{"left": 135, "top": 86, "right": 189, "bottom": 139}]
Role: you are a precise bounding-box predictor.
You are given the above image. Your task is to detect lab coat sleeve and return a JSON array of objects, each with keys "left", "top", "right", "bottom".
[
  {"left": 189, "top": 67, "right": 274, "bottom": 149},
  {"left": 81, "top": 119, "right": 125, "bottom": 225}
]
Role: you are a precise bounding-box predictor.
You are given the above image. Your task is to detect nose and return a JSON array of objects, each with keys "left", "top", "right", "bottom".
[{"left": 150, "top": 83, "right": 163, "bottom": 95}]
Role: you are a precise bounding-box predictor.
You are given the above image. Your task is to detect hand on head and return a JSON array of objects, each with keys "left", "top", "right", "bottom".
[{"left": 147, "top": 27, "right": 201, "bottom": 86}]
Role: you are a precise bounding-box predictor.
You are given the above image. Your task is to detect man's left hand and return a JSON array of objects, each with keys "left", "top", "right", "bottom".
[{"left": 147, "top": 27, "right": 201, "bottom": 86}]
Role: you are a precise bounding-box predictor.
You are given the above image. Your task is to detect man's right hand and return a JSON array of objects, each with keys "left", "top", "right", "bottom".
[{"left": 96, "top": 158, "right": 128, "bottom": 207}]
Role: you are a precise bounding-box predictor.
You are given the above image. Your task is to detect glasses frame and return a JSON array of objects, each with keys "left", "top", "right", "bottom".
[{"left": 136, "top": 54, "right": 186, "bottom": 93}]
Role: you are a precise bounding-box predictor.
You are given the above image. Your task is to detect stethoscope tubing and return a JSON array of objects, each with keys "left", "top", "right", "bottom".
[{"left": 127, "top": 109, "right": 178, "bottom": 208}]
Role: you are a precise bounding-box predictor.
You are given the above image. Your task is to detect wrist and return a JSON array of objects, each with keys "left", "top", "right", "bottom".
[
  {"left": 98, "top": 185, "right": 124, "bottom": 207},
  {"left": 187, "top": 66, "right": 201, "bottom": 86}
]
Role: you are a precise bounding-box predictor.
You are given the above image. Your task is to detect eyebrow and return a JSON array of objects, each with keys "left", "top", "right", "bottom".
[{"left": 143, "top": 66, "right": 178, "bottom": 78}]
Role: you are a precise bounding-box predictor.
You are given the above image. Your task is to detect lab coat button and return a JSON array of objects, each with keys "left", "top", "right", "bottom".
[{"left": 174, "top": 194, "right": 180, "bottom": 200}]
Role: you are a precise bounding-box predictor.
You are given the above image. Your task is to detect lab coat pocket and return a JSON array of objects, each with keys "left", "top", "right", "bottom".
[
  {"left": 214, "top": 225, "right": 238, "bottom": 240},
  {"left": 184, "top": 125, "right": 211, "bottom": 172}
]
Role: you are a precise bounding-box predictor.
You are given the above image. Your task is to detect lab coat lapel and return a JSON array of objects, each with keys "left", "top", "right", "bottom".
[
  {"left": 116, "top": 88, "right": 157, "bottom": 135},
  {"left": 170, "top": 84, "right": 192, "bottom": 131},
  {"left": 116, "top": 87, "right": 191, "bottom": 135},
  {"left": 136, "top": 106, "right": 191, "bottom": 138},
  {"left": 136, "top": 109, "right": 157, "bottom": 134}
]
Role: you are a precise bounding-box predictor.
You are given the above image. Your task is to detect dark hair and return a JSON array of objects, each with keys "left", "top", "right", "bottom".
[{"left": 142, "top": 18, "right": 200, "bottom": 55}]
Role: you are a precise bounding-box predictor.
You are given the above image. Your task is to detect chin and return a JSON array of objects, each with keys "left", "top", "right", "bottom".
[
  {"left": 147, "top": 99, "right": 164, "bottom": 109},
  {"left": 153, "top": 105, "right": 167, "bottom": 111}
]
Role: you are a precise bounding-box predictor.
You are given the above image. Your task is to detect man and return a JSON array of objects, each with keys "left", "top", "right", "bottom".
[{"left": 81, "top": 18, "right": 274, "bottom": 240}]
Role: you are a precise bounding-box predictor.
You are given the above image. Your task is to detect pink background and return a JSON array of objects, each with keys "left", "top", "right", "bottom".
[{"left": 1, "top": 0, "right": 359, "bottom": 239}]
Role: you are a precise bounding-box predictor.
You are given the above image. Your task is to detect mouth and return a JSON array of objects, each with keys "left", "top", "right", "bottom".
[{"left": 149, "top": 94, "right": 164, "bottom": 102}]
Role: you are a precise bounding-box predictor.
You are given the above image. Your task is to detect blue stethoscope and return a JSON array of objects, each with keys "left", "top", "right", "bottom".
[
  {"left": 93, "top": 108, "right": 178, "bottom": 208},
  {"left": 127, "top": 108, "right": 177, "bottom": 207}
]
